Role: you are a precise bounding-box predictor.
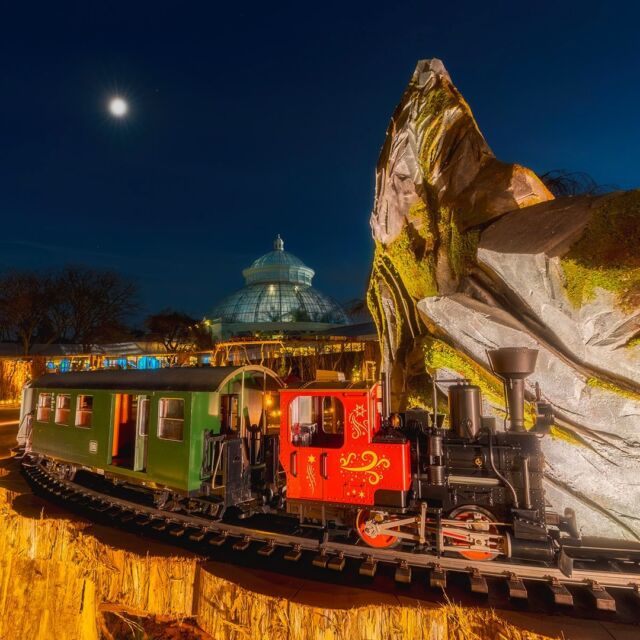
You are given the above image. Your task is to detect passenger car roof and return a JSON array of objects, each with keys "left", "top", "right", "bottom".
[
  {"left": 29, "top": 365, "right": 282, "bottom": 392},
  {"left": 282, "top": 380, "right": 373, "bottom": 391}
]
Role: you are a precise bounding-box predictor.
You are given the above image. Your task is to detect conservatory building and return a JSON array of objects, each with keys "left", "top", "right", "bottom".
[{"left": 209, "top": 235, "right": 349, "bottom": 338}]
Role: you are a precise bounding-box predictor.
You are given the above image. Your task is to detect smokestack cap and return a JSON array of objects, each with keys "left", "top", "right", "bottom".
[{"left": 487, "top": 347, "right": 538, "bottom": 379}]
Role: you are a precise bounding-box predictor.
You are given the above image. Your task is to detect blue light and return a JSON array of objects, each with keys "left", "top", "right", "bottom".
[{"left": 137, "top": 356, "right": 160, "bottom": 370}]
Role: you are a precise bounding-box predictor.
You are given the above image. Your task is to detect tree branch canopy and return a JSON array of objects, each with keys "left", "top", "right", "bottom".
[{"left": 0, "top": 265, "right": 139, "bottom": 354}]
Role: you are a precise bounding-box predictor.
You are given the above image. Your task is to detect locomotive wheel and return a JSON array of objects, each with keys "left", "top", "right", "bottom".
[
  {"left": 448, "top": 506, "right": 499, "bottom": 561},
  {"left": 355, "top": 509, "right": 399, "bottom": 549}
]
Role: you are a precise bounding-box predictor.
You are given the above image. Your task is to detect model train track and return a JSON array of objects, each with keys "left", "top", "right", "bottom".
[{"left": 21, "top": 458, "right": 640, "bottom": 612}]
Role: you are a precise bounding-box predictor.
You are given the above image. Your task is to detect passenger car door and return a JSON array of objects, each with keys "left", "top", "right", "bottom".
[{"left": 133, "top": 395, "right": 150, "bottom": 472}]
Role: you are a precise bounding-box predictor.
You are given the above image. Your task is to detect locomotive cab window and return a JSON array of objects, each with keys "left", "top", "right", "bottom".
[
  {"left": 289, "top": 395, "right": 344, "bottom": 449},
  {"left": 55, "top": 394, "right": 71, "bottom": 425},
  {"left": 75, "top": 395, "right": 93, "bottom": 428},
  {"left": 36, "top": 393, "right": 53, "bottom": 422},
  {"left": 158, "top": 398, "right": 184, "bottom": 441}
]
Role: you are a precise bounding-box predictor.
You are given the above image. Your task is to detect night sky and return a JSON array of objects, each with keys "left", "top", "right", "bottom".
[{"left": 1, "top": 1, "right": 639, "bottom": 321}]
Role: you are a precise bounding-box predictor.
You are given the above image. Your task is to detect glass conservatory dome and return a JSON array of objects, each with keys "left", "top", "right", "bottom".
[{"left": 211, "top": 236, "right": 349, "bottom": 327}]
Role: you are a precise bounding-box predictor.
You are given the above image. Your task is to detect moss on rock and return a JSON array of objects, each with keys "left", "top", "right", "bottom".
[
  {"left": 586, "top": 376, "right": 640, "bottom": 403},
  {"left": 562, "top": 190, "right": 640, "bottom": 310},
  {"left": 379, "top": 229, "right": 438, "bottom": 301}
]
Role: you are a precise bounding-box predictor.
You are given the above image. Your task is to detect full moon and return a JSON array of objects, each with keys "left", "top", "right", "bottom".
[{"left": 108, "top": 97, "right": 128, "bottom": 117}]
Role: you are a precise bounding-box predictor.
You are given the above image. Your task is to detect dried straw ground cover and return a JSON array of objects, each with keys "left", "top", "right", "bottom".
[{"left": 0, "top": 459, "right": 555, "bottom": 640}]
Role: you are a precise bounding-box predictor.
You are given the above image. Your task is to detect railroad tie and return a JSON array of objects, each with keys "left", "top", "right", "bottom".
[
  {"left": 312, "top": 550, "right": 329, "bottom": 568},
  {"left": 284, "top": 544, "right": 302, "bottom": 562},
  {"left": 587, "top": 581, "right": 616, "bottom": 612},
  {"left": 327, "top": 553, "right": 346, "bottom": 572},
  {"left": 548, "top": 578, "right": 574, "bottom": 606},
  {"left": 209, "top": 532, "right": 228, "bottom": 547},
  {"left": 429, "top": 565, "right": 446, "bottom": 590},
  {"left": 188, "top": 529, "right": 207, "bottom": 543},
  {"left": 232, "top": 536, "right": 251, "bottom": 551},
  {"left": 506, "top": 573, "right": 528, "bottom": 600},
  {"left": 257, "top": 541, "right": 276, "bottom": 557},
  {"left": 394, "top": 560, "right": 412, "bottom": 584},
  {"left": 359, "top": 556, "right": 377, "bottom": 577},
  {"left": 150, "top": 519, "right": 167, "bottom": 532},
  {"left": 468, "top": 569, "right": 488, "bottom": 595}
]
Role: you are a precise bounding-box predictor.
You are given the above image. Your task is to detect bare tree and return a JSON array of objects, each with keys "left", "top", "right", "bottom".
[
  {"left": 145, "top": 309, "right": 198, "bottom": 352},
  {"left": 539, "top": 170, "right": 616, "bottom": 198},
  {"left": 49, "top": 266, "right": 139, "bottom": 349},
  {"left": 0, "top": 271, "right": 52, "bottom": 354}
]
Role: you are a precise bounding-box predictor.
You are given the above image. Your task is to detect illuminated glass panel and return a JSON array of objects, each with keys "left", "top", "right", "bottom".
[
  {"left": 55, "top": 394, "right": 71, "bottom": 425},
  {"left": 75, "top": 395, "right": 93, "bottom": 428},
  {"left": 212, "top": 283, "right": 349, "bottom": 325},
  {"left": 36, "top": 393, "right": 53, "bottom": 421},
  {"left": 158, "top": 398, "right": 184, "bottom": 441},
  {"left": 289, "top": 395, "right": 344, "bottom": 448}
]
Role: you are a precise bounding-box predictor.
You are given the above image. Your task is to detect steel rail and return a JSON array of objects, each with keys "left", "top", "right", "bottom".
[{"left": 22, "top": 460, "right": 640, "bottom": 593}]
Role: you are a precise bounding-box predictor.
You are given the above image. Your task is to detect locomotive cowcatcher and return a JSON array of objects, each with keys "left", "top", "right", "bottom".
[{"left": 18, "top": 347, "right": 577, "bottom": 563}]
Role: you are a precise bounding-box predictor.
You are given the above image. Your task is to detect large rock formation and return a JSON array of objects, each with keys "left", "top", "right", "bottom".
[{"left": 368, "top": 59, "right": 640, "bottom": 539}]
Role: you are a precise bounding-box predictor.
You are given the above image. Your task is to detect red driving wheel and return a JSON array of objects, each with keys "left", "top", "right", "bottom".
[
  {"left": 355, "top": 509, "right": 399, "bottom": 549},
  {"left": 447, "top": 506, "right": 499, "bottom": 561}
]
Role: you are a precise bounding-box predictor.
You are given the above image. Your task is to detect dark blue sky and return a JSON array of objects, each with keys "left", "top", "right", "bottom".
[{"left": 1, "top": 1, "right": 638, "bottom": 319}]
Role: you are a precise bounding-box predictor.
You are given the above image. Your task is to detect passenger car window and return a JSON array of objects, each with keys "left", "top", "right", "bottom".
[
  {"left": 289, "top": 395, "right": 344, "bottom": 448},
  {"left": 36, "top": 393, "right": 53, "bottom": 421},
  {"left": 55, "top": 394, "right": 71, "bottom": 425},
  {"left": 158, "top": 398, "right": 184, "bottom": 441},
  {"left": 75, "top": 395, "right": 93, "bottom": 428}
]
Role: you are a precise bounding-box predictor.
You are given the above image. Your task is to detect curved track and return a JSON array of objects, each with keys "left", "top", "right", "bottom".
[{"left": 21, "top": 457, "right": 640, "bottom": 614}]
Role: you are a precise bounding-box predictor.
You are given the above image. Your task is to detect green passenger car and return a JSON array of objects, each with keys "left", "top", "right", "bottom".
[{"left": 23, "top": 365, "right": 282, "bottom": 495}]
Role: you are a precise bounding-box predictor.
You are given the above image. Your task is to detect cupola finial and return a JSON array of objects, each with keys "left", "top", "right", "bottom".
[{"left": 274, "top": 234, "right": 284, "bottom": 251}]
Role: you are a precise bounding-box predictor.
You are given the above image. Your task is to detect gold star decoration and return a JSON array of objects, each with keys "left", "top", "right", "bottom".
[{"left": 308, "top": 455, "right": 316, "bottom": 463}]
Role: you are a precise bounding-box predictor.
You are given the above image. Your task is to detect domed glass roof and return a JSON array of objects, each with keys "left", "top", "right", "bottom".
[
  {"left": 242, "top": 235, "right": 315, "bottom": 286},
  {"left": 211, "top": 236, "right": 349, "bottom": 326}
]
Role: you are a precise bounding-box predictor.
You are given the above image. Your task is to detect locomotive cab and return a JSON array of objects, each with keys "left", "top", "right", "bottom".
[{"left": 279, "top": 381, "right": 411, "bottom": 524}]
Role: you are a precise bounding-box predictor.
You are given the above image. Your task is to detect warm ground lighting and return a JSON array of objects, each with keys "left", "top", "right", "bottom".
[{"left": 108, "top": 96, "right": 128, "bottom": 117}]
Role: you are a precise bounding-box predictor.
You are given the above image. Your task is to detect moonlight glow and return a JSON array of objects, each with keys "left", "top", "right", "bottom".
[{"left": 108, "top": 97, "right": 128, "bottom": 117}]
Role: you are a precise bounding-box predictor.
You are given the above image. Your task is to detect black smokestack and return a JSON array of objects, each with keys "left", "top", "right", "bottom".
[{"left": 487, "top": 347, "right": 538, "bottom": 432}]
